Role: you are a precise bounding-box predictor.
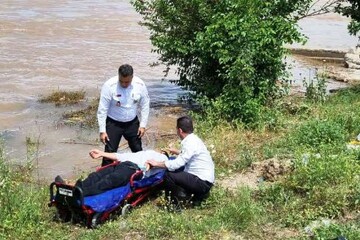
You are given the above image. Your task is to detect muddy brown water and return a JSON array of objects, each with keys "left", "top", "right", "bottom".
[{"left": 0, "top": 1, "right": 358, "bottom": 181}]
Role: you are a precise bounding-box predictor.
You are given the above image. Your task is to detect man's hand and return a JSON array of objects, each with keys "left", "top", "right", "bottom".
[
  {"left": 89, "top": 149, "right": 104, "bottom": 159},
  {"left": 90, "top": 149, "right": 118, "bottom": 162},
  {"left": 164, "top": 147, "right": 180, "bottom": 155},
  {"left": 137, "top": 127, "right": 145, "bottom": 138},
  {"left": 145, "top": 163, "right": 150, "bottom": 171},
  {"left": 146, "top": 159, "right": 166, "bottom": 169},
  {"left": 146, "top": 159, "right": 159, "bottom": 168},
  {"left": 163, "top": 143, "right": 180, "bottom": 155},
  {"left": 100, "top": 132, "right": 109, "bottom": 144}
]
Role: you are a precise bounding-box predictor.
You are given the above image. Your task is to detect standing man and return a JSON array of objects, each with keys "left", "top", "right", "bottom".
[
  {"left": 97, "top": 64, "right": 150, "bottom": 166},
  {"left": 146, "top": 116, "right": 215, "bottom": 205}
]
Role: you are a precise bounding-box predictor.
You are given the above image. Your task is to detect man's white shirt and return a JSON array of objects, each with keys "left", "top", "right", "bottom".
[
  {"left": 97, "top": 75, "right": 150, "bottom": 133},
  {"left": 164, "top": 133, "right": 215, "bottom": 183},
  {"left": 115, "top": 150, "right": 167, "bottom": 177}
]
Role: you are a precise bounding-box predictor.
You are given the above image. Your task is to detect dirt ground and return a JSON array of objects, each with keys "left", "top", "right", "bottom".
[{"left": 216, "top": 158, "right": 293, "bottom": 191}]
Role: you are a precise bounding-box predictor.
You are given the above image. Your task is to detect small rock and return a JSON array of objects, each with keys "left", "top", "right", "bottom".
[{"left": 345, "top": 46, "right": 360, "bottom": 70}]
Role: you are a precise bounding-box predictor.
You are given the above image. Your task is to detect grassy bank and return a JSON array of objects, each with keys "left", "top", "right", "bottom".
[{"left": 1, "top": 85, "right": 360, "bottom": 239}]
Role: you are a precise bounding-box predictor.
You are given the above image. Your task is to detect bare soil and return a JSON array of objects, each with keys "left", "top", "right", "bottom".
[{"left": 217, "top": 158, "right": 293, "bottom": 191}]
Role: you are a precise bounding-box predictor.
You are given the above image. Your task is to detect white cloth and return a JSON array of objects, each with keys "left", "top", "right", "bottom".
[
  {"left": 115, "top": 150, "right": 167, "bottom": 177},
  {"left": 97, "top": 75, "right": 150, "bottom": 133},
  {"left": 165, "top": 133, "right": 215, "bottom": 183}
]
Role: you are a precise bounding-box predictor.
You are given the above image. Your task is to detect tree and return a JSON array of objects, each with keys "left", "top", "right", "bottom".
[
  {"left": 336, "top": 0, "right": 360, "bottom": 37},
  {"left": 296, "top": 0, "right": 342, "bottom": 19},
  {"left": 132, "top": 0, "right": 314, "bottom": 125}
]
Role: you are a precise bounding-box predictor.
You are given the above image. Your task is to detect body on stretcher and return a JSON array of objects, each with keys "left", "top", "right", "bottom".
[{"left": 48, "top": 163, "right": 165, "bottom": 228}]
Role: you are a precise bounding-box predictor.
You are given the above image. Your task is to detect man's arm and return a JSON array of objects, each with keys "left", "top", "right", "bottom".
[
  {"left": 138, "top": 82, "right": 150, "bottom": 136},
  {"left": 139, "top": 93, "right": 150, "bottom": 126},
  {"left": 89, "top": 149, "right": 118, "bottom": 161},
  {"left": 146, "top": 159, "right": 167, "bottom": 169},
  {"left": 97, "top": 83, "right": 111, "bottom": 143}
]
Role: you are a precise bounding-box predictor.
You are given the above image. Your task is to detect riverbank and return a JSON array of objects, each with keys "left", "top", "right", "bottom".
[
  {"left": 2, "top": 0, "right": 359, "bottom": 183},
  {"left": 1, "top": 45, "right": 355, "bottom": 183},
  {"left": 289, "top": 48, "right": 360, "bottom": 84},
  {"left": 2, "top": 82, "right": 360, "bottom": 239}
]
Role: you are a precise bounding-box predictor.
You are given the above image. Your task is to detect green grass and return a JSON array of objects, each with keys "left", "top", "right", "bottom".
[
  {"left": 124, "top": 187, "right": 264, "bottom": 239},
  {"left": 3, "top": 83, "right": 360, "bottom": 239}
]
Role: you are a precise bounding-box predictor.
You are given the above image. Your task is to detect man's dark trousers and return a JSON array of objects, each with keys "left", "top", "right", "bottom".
[
  {"left": 102, "top": 116, "right": 142, "bottom": 166},
  {"left": 78, "top": 161, "right": 139, "bottom": 196}
]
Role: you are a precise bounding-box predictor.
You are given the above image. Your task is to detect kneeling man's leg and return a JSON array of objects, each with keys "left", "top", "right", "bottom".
[{"left": 163, "top": 171, "right": 212, "bottom": 202}]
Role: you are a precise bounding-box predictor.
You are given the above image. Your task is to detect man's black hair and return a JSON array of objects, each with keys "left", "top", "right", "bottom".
[
  {"left": 118, "top": 64, "right": 133, "bottom": 77},
  {"left": 176, "top": 116, "right": 194, "bottom": 133}
]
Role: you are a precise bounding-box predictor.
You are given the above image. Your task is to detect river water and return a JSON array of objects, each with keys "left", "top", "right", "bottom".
[{"left": 0, "top": 0, "right": 358, "bottom": 180}]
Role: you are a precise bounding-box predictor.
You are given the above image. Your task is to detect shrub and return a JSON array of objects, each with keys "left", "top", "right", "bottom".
[
  {"left": 132, "top": 0, "right": 309, "bottom": 126},
  {"left": 303, "top": 72, "right": 327, "bottom": 103},
  {"left": 336, "top": 0, "right": 360, "bottom": 36}
]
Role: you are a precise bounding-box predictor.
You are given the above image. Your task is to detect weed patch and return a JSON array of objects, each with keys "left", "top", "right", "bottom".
[
  {"left": 258, "top": 150, "right": 360, "bottom": 226},
  {"left": 291, "top": 119, "right": 346, "bottom": 150},
  {"left": 62, "top": 97, "right": 99, "bottom": 128},
  {"left": 39, "top": 90, "right": 85, "bottom": 106}
]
